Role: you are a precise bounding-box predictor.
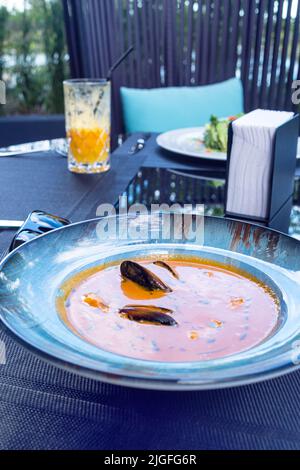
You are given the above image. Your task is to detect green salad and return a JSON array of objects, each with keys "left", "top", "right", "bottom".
[{"left": 203, "top": 114, "right": 243, "bottom": 153}]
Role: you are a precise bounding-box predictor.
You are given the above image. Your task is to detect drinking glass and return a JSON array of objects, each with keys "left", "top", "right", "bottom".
[{"left": 63, "top": 79, "right": 111, "bottom": 174}]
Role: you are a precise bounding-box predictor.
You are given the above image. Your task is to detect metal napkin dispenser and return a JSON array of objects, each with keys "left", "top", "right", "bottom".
[{"left": 225, "top": 111, "right": 299, "bottom": 234}]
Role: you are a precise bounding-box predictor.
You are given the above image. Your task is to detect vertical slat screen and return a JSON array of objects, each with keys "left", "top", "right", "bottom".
[
  {"left": 260, "top": 0, "right": 275, "bottom": 109},
  {"left": 269, "top": 0, "right": 284, "bottom": 108},
  {"left": 251, "top": 0, "right": 266, "bottom": 110},
  {"left": 285, "top": 0, "right": 300, "bottom": 108},
  {"left": 63, "top": 0, "right": 300, "bottom": 137}
]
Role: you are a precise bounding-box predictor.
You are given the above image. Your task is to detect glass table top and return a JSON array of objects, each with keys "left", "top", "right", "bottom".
[{"left": 119, "top": 167, "right": 300, "bottom": 239}]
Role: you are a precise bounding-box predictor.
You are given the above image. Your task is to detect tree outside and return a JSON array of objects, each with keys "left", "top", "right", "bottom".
[{"left": 0, "top": 0, "right": 69, "bottom": 116}]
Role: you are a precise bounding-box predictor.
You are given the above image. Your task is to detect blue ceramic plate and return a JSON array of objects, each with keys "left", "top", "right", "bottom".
[{"left": 1, "top": 213, "right": 300, "bottom": 390}]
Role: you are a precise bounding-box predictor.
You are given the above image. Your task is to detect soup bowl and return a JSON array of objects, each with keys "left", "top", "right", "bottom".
[{"left": 1, "top": 212, "right": 300, "bottom": 390}]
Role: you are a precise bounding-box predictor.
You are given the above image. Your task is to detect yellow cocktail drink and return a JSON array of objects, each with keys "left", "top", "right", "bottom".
[{"left": 64, "top": 79, "right": 111, "bottom": 174}]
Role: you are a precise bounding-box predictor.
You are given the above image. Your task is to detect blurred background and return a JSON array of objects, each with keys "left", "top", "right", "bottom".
[
  {"left": 0, "top": 0, "right": 69, "bottom": 116},
  {"left": 0, "top": 0, "right": 299, "bottom": 124}
]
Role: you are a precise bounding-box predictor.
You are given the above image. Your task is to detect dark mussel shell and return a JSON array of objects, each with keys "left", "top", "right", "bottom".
[
  {"left": 153, "top": 260, "right": 179, "bottom": 279},
  {"left": 124, "top": 304, "right": 173, "bottom": 315},
  {"left": 119, "top": 306, "right": 178, "bottom": 326},
  {"left": 120, "top": 261, "right": 172, "bottom": 292}
]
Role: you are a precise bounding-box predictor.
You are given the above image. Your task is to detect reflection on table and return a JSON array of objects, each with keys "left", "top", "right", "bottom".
[{"left": 120, "top": 167, "right": 300, "bottom": 239}]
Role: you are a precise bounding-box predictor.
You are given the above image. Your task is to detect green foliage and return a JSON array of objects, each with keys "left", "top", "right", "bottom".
[
  {"left": 1, "top": 0, "right": 69, "bottom": 115},
  {"left": 0, "top": 6, "right": 9, "bottom": 81},
  {"left": 36, "top": 0, "right": 67, "bottom": 113}
]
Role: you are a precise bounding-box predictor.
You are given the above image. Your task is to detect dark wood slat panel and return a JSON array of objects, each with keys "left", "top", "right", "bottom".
[
  {"left": 200, "top": 0, "right": 210, "bottom": 84},
  {"left": 194, "top": 0, "right": 202, "bottom": 84},
  {"left": 164, "top": 0, "right": 178, "bottom": 86},
  {"left": 259, "top": 0, "right": 275, "bottom": 109},
  {"left": 116, "top": 0, "right": 126, "bottom": 78},
  {"left": 285, "top": 0, "right": 300, "bottom": 109},
  {"left": 209, "top": 0, "right": 220, "bottom": 83},
  {"left": 64, "top": 0, "right": 300, "bottom": 136},
  {"left": 88, "top": 0, "right": 100, "bottom": 77},
  {"left": 251, "top": 0, "right": 267, "bottom": 109},
  {"left": 241, "top": 0, "right": 257, "bottom": 111},
  {"left": 146, "top": 0, "right": 155, "bottom": 87},
  {"left": 240, "top": 0, "right": 251, "bottom": 84},
  {"left": 140, "top": 0, "right": 150, "bottom": 88},
  {"left": 218, "top": 0, "right": 230, "bottom": 81},
  {"left": 133, "top": 0, "right": 142, "bottom": 87},
  {"left": 179, "top": 0, "right": 186, "bottom": 85},
  {"left": 63, "top": 0, "right": 80, "bottom": 77},
  {"left": 268, "top": 0, "right": 284, "bottom": 109},
  {"left": 276, "top": 0, "right": 293, "bottom": 109},
  {"left": 126, "top": 0, "right": 135, "bottom": 86},
  {"left": 185, "top": 0, "right": 194, "bottom": 85},
  {"left": 153, "top": 0, "right": 162, "bottom": 85},
  {"left": 226, "top": 0, "right": 241, "bottom": 79}
]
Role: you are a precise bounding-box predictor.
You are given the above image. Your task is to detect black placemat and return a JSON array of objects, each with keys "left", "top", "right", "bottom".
[
  {"left": 0, "top": 141, "right": 300, "bottom": 450},
  {"left": 0, "top": 150, "right": 145, "bottom": 255}
]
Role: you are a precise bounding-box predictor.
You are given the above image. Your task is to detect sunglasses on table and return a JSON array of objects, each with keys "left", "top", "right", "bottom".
[{"left": 9, "top": 210, "right": 71, "bottom": 252}]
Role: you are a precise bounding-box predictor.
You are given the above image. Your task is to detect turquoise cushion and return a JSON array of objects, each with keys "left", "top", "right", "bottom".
[{"left": 121, "top": 78, "right": 244, "bottom": 133}]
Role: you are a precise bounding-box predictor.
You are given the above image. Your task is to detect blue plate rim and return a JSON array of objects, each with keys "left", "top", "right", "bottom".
[{"left": 1, "top": 213, "right": 300, "bottom": 390}]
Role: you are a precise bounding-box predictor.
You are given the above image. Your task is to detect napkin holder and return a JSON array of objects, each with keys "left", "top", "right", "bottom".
[{"left": 225, "top": 114, "right": 299, "bottom": 233}]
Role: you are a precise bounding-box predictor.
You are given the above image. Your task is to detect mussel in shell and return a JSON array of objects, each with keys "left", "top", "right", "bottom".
[
  {"left": 124, "top": 304, "right": 173, "bottom": 315},
  {"left": 119, "top": 305, "right": 177, "bottom": 326},
  {"left": 153, "top": 260, "right": 179, "bottom": 279},
  {"left": 120, "top": 261, "right": 172, "bottom": 292}
]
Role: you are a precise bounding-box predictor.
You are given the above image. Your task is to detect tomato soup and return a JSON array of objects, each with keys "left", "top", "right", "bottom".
[{"left": 57, "top": 257, "right": 280, "bottom": 362}]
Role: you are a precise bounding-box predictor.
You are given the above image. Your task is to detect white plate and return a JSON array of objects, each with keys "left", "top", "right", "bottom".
[
  {"left": 157, "top": 127, "right": 227, "bottom": 161},
  {"left": 157, "top": 127, "right": 300, "bottom": 162}
]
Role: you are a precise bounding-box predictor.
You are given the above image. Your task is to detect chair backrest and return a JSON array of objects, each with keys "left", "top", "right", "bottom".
[
  {"left": 120, "top": 78, "right": 244, "bottom": 133},
  {"left": 63, "top": 0, "right": 300, "bottom": 139},
  {"left": 0, "top": 115, "right": 65, "bottom": 147}
]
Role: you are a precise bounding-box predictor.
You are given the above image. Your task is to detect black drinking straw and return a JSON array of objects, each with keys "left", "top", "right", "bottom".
[{"left": 107, "top": 45, "right": 134, "bottom": 80}]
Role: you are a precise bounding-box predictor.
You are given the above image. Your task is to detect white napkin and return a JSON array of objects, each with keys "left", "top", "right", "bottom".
[{"left": 226, "top": 109, "right": 294, "bottom": 219}]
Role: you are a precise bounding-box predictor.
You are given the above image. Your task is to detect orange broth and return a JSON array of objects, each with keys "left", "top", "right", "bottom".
[{"left": 57, "top": 257, "right": 279, "bottom": 362}]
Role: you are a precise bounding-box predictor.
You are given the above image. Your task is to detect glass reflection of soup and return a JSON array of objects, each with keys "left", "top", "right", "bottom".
[{"left": 57, "top": 257, "right": 280, "bottom": 362}]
